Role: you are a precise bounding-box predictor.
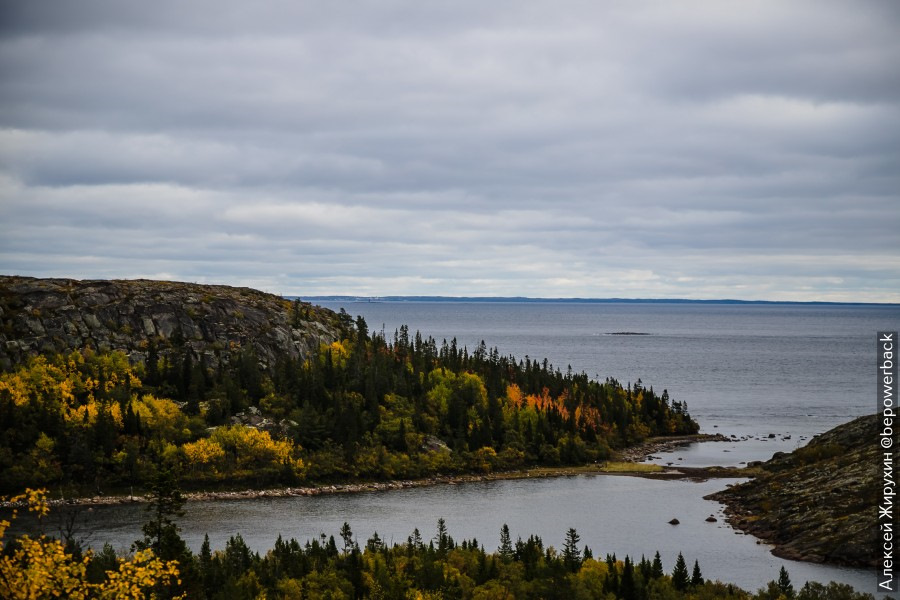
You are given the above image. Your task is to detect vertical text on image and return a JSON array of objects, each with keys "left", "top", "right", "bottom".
[{"left": 879, "top": 331, "right": 897, "bottom": 593}]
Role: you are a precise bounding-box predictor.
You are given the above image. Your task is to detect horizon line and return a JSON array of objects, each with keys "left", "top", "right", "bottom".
[{"left": 294, "top": 295, "right": 899, "bottom": 307}]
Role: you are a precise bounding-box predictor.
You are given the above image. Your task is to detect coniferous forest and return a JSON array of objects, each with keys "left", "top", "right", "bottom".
[{"left": 0, "top": 310, "right": 697, "bottom": 494}]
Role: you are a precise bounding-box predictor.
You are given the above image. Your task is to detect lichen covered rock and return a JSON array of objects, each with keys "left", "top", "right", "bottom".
[
  {"left": 708, "top": 415, "right": 880, "bottom": 568},
  {"left": 0, "top": 276, "right": 343, "bottom": 371}
]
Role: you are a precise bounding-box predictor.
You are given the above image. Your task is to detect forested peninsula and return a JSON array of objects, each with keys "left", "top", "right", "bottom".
[{"left": 0, "top": 276, "right": 697, "bottom": 496}]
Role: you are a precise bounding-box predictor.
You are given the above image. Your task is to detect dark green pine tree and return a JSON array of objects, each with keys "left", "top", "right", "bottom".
[
  {"left": 291, "top": 299, "right": 303, "bottom": 328},
  {"left": 621, "top": 555, "right": 637, "bottom": 600},
  {"left": 604, "top": 554, "right": 618, "bottom": 595},
  {"left": 134, "top": 466, "right": 196, "bottom": 596},
  {"left": 340, "top": 522, "right": 355, "bottom": 554},
  {"left": 777, "top": 565, "right": 795, "bottom": 598},
  {"left": 197, "top": 533, "right": 216, "bottom": 598},
  {"left": 436, "top": 518, "right": 450, "bottom": 556},
  {"left": 498, "top": 524, "right": 514, "bottom": 562},
  {"left": 562, "top": 528, "right": 581, "bottom": 572},
  {"left": 145, "top": 339, "right": 160, "bottom": 386},
  {"left": 135, "top": 466, "right": 187, "bottom": 561},
  {"left": 651, "top": 550, "right": 664, "bottom": 579},
  {"left": 409, "top": 528, "right": 423, "bottom": 550},
  {"left": 637, "top": 555, "right": 651, "bottom": 581},
  {"left": 355, "top": 315, "right": 369, "bottom": 345},
  {"left": 691, "top": 559, "right": 704, "bottom": 586},
  {"left": 672, "top": 552, "right": 690, "bottom": 591}
]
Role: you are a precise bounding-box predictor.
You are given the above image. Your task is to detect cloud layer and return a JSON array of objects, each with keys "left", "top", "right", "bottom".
[{"left": 1, "top": 0, "right": 898, "bottom": 301}]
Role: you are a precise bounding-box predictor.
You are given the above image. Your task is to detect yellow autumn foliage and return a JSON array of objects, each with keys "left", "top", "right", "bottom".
[
  {"left": 0, "top": 356, "right": 70, "bottom": 408},
  {"left": 0, "top": 489, "right": 182, "bottom": 600},
  {"left": 182, "top": 437, "right": 226, "bottom": 468},
  {"left": 323, "top": 340, "right": 351, "bottom": 368},
  {"left": 209, "top": 425, "right": 302, "bottom": 471},
  {"left": 66, "top": 399, "right": 124, "bottom": 428},
  {"left": 132, "top": 395, "right": 188, "bottom": 440},
  {"left": 95, "top": 549, "right": 182, "bottom": 600},
  {"left": 0, "top": 350, "right": 141, "bottom": 415}
]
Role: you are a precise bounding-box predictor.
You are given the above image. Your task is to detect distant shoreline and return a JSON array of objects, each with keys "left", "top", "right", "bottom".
[{"left": 297, "top": 295, "right": 897, "bottom": 307}]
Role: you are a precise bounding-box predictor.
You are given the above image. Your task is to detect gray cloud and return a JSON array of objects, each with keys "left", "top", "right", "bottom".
[{"left": 0, "top": 0, "right": 898, "bottom": 301}]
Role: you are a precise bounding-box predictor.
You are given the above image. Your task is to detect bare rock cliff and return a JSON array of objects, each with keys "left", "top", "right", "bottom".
[{"left": 0, "top": 276, "right": 342, "bottom": 370}]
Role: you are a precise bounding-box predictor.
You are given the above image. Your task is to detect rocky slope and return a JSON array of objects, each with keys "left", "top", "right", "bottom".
[
  {"left": 0, "top": 276, "right": 342, "bottom": 371},
  {"left": 708, "top": 414, "right": 879, "bottom": 568}
]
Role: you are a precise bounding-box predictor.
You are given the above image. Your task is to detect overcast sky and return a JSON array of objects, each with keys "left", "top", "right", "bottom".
[{"left": 1, "top": 1, "right": 898, "bottom": 301}]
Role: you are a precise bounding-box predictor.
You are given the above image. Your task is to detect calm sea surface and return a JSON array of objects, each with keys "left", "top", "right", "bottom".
[{"left": 15, "top": 302, "right": 900, "bottom": 594}]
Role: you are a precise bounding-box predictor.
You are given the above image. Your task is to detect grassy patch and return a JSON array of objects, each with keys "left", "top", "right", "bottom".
[{"left": 599, "top": 461, "right": 663, "bottom": 473}]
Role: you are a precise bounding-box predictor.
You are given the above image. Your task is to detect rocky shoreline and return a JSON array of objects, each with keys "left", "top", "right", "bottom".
[
  {"left": 616, "top": 432, "right": 731, "bottom": 462},
  {"left": 706, "top": 415, "right": 878, "bottom": 568}
]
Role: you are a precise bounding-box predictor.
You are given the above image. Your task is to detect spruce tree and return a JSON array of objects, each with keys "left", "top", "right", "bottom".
[
  {"left": 691, "top": 559, "right": 703, "bottom": 586},
  {"left": 410, "top": 528, "right": 423, "bottom": 550},
  {"left": 146, "top": 339, "right": 160, "bottom": 386},
  {"left": 134, "top": 465, "right": 195, "bottom": 596},
  {"left": 651, "top": 550, "right": 664, "bottom": 579},
  {"left": 198, "top": 533, "right": 215, "bottom": 597},
  {"left": 621, "top": 555, "right": 637, "bottom": 600},
  {"left": 604, "top": 554, "right": 618, "bottom": 595},
  {"left": 777, "top": 565, "right": 795, "bottom": 598},
  {"left": 562, "top": 527, "right": 581, "bottom": 572},
  {"left": 436, "top": 518, "right": 450, "bottom": 555},
  {"left": 671, "top": 552, "right": 690, "bottom": 591},
  {"left": 135, "top": 465, "right": 187, "bottom": 561},
  {"left": 638, "top": 555, "right": 651, "bottom": 581},
  {"left": 340, "top": 522, "right": 355, "bottom": 554},
  {"left": 498, "top": 524, "right": 514, "bottom": 562}
]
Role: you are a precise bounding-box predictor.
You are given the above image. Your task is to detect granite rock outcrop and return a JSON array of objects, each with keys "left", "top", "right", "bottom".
[
  {"left": 708, "top": 414, "right": 879, "bottom": 568},
  {"left": 0, "top": 276, "right": 342, "bottom": 370}
]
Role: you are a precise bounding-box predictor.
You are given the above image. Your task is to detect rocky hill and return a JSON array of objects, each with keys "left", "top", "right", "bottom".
[
  {"left": 0, "top": 276, "right": 343, "bottom": 371},
  {"left": 708, "top": 414, "right": 879, "bottom": 568}
]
